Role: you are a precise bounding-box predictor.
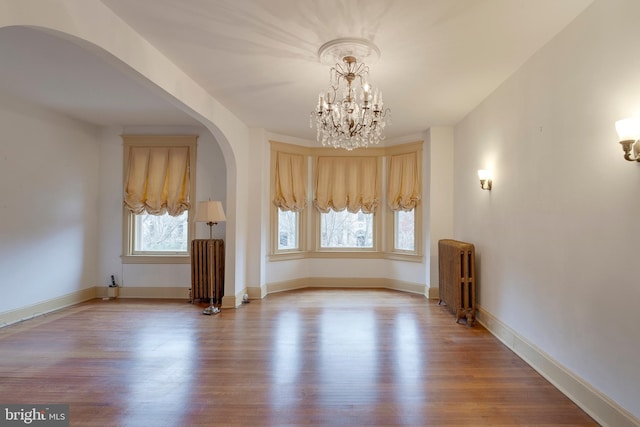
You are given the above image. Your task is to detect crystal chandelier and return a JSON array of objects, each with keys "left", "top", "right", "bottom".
[{"left": 310, "top": 38, "right": 390, "bottom": 150}]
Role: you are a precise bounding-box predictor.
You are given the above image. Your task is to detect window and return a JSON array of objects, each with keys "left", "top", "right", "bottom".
[
  {"left": 270, "top": 143, "right": 309, "bottom": 256},
  {"left": 122, "top": 135, "right": 197, "bottom": 263},
  {"left": 277, "top": 208, "right": 299, "bottom": 250},
  {"left": 320, "top": 209, "right": 373, "bottom": 248},
  {"left": 394, "top": 210, "right": 415, "bottom": 251},
  {"left": 387, "top": 148, "right": 421, "bottom": 256},
  {"left": 133, "top": 211, "right": 189, "bottom": 253},
  {"left": 314, "top": 155, "right": 380, "bottom": 252}
]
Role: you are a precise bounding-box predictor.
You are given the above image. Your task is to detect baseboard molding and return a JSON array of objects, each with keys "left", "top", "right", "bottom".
[
  {"left": 265, "top": 277, "right": 429, "bottom": 297},
  {"left": 246, "top": 286, "right": 267, "bottom": 300},
  {"left": 477, "top": 306, "right": 640, "bottom": 427},
  {"left": 96, "top": 286, "right": 239, "bottom": 309},
  {"left": 222, "top": 292, "right": 244, "bottom": 309},
  {"left": 96, "top": 286, "right": 190, "bottom": 300},
  {"left": 0, "top": 287, "right": 97, "bottom": 328}
]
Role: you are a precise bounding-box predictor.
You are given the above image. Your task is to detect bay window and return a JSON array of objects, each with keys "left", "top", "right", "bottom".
[{"left": 270, "top": 140, "right": 421, "bottom": 259}]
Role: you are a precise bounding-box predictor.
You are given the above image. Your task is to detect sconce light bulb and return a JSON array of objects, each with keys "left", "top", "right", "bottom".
[
  {"left": 615, "top": 118, "right": 640, "bottom": 161},
  {"left": 615, "top": 118, "right": 640, "bottom": 142}
]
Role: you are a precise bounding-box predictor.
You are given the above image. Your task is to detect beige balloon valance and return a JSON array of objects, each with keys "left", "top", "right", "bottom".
[
  {"left": 314, "top": 156, "right": 378, "bottom": 214},
  {"left": 274, "top": 152, "right": 307, "bottom": 212},
  {"left": 124, "top": 146, "right": 190, "bottom": 216},
  {"left": 387, "top": 152, "right": 420, "bottom": 211}
]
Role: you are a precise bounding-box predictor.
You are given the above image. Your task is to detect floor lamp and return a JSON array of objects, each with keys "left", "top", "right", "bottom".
[{"left": 195, "top": 200, "right": 226, "bottom": 315}]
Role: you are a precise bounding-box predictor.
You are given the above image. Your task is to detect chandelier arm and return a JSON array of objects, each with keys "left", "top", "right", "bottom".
[{"left": 327, "top": 111, "right": 342, "bottom": 134}]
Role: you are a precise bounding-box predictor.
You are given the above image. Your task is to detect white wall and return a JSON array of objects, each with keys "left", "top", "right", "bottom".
[
  {"left": 245, "top": 127, "right": 270, "bottom": 291},
  {"left": 97, "top": 125, "right": 227, "bottom": 290},
  {"left": 426, "top": 127, "right": 454, "bottom": 290},
  {"left": 453, "top": 0, "right": 639, "bottom": 419},
  {"left": 0, "top": 91, "right": 100, "bottom": 315}
]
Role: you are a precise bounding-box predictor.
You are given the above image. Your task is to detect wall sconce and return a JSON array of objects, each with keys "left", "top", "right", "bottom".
[
  {"left": 615, "top": 118, "right": 640, "bottom": 162},
  {"left": 478, "top": 169, "right": 492, "bottom": 190}
]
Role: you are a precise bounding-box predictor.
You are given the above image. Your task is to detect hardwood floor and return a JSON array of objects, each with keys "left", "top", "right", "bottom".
[{"left": 0, "top": 289, "right": 596, "bottom": 426}]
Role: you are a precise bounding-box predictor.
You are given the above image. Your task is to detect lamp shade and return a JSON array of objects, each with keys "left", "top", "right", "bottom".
[
  {"left": 615, "top": 118, "right": 640, "bottom": 141},
  {"left": 195, "top": 200, "right": 226, "bottom": 223}
]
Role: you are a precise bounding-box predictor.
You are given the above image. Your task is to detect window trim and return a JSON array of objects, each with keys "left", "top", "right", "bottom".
[{"left": 121, "top": 135, "right": 197, "bottom": 264}]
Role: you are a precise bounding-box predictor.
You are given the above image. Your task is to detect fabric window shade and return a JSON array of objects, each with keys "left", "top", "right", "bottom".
[
  {"left": 274, "top": 152, "right": 307, "bottom": 212},
  {"left": 314, "top": 156, "right": 378, "bottom": 214},
  {"left": 124, "top": 146, "right": 190, "bottom": 216},
  {"left": 387, "top": 152, "right": 420, "bottom": 211}
]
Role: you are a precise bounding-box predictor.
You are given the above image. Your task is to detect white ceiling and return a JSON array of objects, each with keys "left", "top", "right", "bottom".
[{"left": 0, "top": 0, "right": 594, "bottom": 140}]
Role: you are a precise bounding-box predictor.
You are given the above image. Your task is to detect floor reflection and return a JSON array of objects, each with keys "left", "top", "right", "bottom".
[
  {"left": 393, "top": 312, "right": 425, "bottom": 425},
  {"left": 123, "top": 323, "right": 196, "bottom": 424},
  {"left": 268, "top": 303, "right": 429, "bottom": 421},
  {"left": 318, "top": 309, "right": 379, "bottom": 405},
  {"left": 268, "top": 306, "right": 383, "bottom": 410},
  {"left": 270, "top": 311, "right": 301, "bottom": 409}
]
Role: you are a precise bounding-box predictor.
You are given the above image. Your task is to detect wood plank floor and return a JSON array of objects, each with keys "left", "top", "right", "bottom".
[{"left": 0, "top": 289, "right": 596, "bottom": 426}]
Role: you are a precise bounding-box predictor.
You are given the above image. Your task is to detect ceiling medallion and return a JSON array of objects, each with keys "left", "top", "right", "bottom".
[{"left": 310, "top": 38, "right": 390, "bottom": 150}]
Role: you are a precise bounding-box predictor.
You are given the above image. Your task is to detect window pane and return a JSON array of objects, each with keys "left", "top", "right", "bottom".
[
  {"left": 394, "top": 210, "right": 415, "bottom": 251},
  {"left": 277, "top": 208, "right": 298, "bottom": 250},
  {"left": 321, "top": 209, "right": 373, "bottom": 248},
  {"left": 134, "top": 211, "right": 188, "bottom": 252}
]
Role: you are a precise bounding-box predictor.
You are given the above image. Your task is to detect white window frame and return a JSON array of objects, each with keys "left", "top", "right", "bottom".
[
  {"left": 276, "top": 208, "right": 302, "bottom": 252},
  {"left": 122, "top": 135, "right": 197, "bottom": 264}
]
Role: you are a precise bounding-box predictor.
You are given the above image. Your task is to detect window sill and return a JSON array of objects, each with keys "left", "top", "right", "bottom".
[
  {"left": 269, "top": 251, "right": 306, "bottom": 262},
  {"left": 121, "top": 255, "right": 190, "bottom": 264},
  {"left": 384, "top": 252, "right": 424, "bottom": 262},
  {"left": 308, "top": 251, "right": 383, "bottom": 259},
  {"left": 268, "top": 250, "right": 423, "bottom": 262}
]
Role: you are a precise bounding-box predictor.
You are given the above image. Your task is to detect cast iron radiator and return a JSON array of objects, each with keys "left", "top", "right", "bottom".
[
  {"left": 190, "top": 239, "right": 224, "bottom": 304},
  {"left": 438, "top": 239, "right": 476, "bottom": 326}
]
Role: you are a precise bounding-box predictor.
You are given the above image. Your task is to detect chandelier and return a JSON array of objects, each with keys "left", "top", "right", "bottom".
[{"left": 310, "top": 38, "right": 390, "bottom": 150}]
